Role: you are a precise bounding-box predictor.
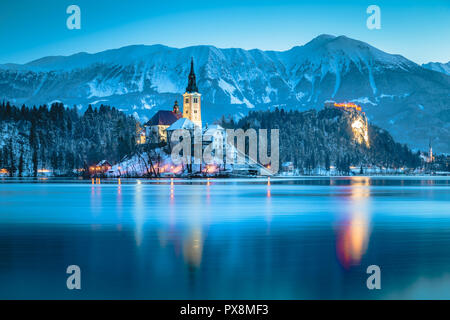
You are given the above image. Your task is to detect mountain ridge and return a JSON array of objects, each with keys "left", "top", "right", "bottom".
[
  {"left": 422, "top": 61, "right": 450, "bottom": 76},
  {"left": 0, "top": 35, "right": 417, "bottom": 72},
  {"left": 0, "top": 34, "right": 449, "bottom": 152}
]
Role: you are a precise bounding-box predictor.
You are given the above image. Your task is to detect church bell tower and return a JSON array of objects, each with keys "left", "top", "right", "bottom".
[{"left": 183, "top": 58, "right": 202, "bottom": 127}]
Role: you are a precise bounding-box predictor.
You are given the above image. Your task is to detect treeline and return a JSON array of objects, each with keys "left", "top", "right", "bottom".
[
  {"left": 221, "top": 107, "right": 421, "bottom": 173},
  {"left": 0, "top": 101, "right": 137, "bottom": 176}
]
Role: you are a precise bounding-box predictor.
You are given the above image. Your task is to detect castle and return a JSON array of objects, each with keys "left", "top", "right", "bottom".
[
  {"left": 324, "top": 100, "right": 362, "bottom": 112},
  {"left": 145, "top": 58, "right": 202, "bottom": 143}
]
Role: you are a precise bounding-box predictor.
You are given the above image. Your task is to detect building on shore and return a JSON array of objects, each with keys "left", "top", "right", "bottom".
[
  {"left": 145, "top": 101, "right": 182, "bottom": 143},
  {"left": 427, "top": 141, "right": 434, "bottom": 163},
  {"left": 132, "top": 58, "right": 272, "bottom": 177},
  {"left": 137, "top": 129, "right": 147, "bottom": 145},
  {"left": 281, "top": 162, "right": 295, "bottom": 175},
  {"left": 136, "top": 123, "right": 147, "bottom": 145},
  {"left": 183, "top": 58, "right": 202, "bottom": 128},
  {"left": 166, "top": 117, "right": 197, "bottom": 149},
  {"left": 420, "top": 140, "right": 435, "bottom": 163},
  {"left": 145, "top": 58, "right": 202, "bottom": 144},
  {"left": 89, "top": 160, "right": 112, "bottom": 176}
]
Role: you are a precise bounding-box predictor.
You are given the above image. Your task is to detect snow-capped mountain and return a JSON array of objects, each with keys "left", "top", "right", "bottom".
[
  {"left": 1, "top": 35, "right": 449, "bottom": 152},
  {"left": 422, "top": 61, "right": 450, "bottom": 76}
]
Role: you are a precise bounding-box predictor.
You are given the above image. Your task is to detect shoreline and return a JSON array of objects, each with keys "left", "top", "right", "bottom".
[{"left": 1, "top": 174, "right": 450, "bottom": 180}]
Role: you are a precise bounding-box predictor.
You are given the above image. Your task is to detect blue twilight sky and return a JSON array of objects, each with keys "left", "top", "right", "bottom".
[{"left": 0, "top": 0, "right": 448, "bottom": 64}]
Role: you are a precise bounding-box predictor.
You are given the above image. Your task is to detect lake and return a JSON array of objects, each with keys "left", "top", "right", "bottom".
[{"left": 0, "top": 176, "right": 449, "bottom": 299}]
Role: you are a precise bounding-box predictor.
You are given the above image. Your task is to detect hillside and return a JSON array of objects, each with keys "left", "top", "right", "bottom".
[
  {"left": 0, "top": 102, "right": 137, "bottom": 176},
  {"left": 0, "top": 35, "right": 449, "bottom": 152},
  {"left": 220, "top": 107, "right": 421, "bottom": 173},
  {"left": 0, "top": 102, "right": 421, "bottom": 177}
]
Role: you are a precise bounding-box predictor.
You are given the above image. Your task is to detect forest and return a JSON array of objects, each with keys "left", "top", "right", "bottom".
[
  {"left": 0, "top": 101, "right": 423, "bottom": 177},
  {"left": 0, "top": 101, "right": 137, "bottom": 176},
  {"left": 220, "top": 107, "right": 422, "bottom": 174}
]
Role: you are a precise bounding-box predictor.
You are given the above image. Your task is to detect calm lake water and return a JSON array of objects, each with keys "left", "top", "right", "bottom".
[{"left": 0, "top": 176, "right": 449, "bottom": 299}]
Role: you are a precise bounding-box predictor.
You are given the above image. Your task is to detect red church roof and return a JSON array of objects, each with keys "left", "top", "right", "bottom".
[{"left": 146, "top": 110, "right": 182, "bottom": 126}]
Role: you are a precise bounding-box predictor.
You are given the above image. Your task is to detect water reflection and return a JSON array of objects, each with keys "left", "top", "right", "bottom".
[
  {"left": 336, "top": 177, "right": 372, "bottom": 269},
  {"left": 170, "top": 178, "right": 174, "bottom": 201},
  {"left": 90, "top": 181, "right": 102, "bottom": 218},
  {"left": 183, "top": 228, "right": 204, "bottom": 269},
  {"left": 134, "top": 183, "right": 145, "bottom": 246},
  {"left": 158, "top": 179, "right": 210, "bottom": 274},
  {"left": 117, "top": 181, "right": 123, "bottom": 231},
  {"left": 0, "top": 177, "right": 449, "bottom": 299},
  {"left": 266, "top": 177, "right": 272, "bottom": 231}
]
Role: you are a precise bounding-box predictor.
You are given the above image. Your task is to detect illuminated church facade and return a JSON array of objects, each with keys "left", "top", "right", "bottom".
[
  {"left": 183, "top": 58, "right": 202, "bottom": 127},
  {"left": 145, "top": 58, "right": 203, "bottom": 142}
]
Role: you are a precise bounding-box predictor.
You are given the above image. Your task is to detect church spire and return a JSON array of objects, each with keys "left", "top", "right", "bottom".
[{"left": 186, "top": 57, "right": 198, "bottom": 93}]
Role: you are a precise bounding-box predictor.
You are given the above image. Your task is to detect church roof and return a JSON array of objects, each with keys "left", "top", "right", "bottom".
[
  {"left": 186, "top": 58, "right": 199, "bottom": 93},
  {"left": 166, "top": 118, "right": 197, "bottom": 131},
  {"left": 146, "top": 110, "right": 182, "bottom": 126}
]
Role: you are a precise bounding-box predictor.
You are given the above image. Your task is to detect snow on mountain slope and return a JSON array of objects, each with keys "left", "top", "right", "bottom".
[
  {"left": 422, "top": 61, "right": 450, "bottom": 76},
  {"left": 0, "top": 35, "right": 449, "bottom": 152}
]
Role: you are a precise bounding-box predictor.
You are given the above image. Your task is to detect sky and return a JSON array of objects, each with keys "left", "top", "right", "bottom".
[{"left": 0, "top": 0, "right": 448, "bottom": 65}]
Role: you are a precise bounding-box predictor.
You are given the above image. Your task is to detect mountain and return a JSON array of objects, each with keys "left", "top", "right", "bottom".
[
  {"left": 422, "top": 61, "right": 450, "bottom": 76},
  {"left": 1, "top": 35, "right": 449, "bottom": 152}
]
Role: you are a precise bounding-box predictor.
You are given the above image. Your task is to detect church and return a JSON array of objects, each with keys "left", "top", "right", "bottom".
[
  {"left": 182, "top": 58, "right": 202, "bottom": 127},
  {"left": 145, "top": 58, "right": 202, "bottom": 143}
]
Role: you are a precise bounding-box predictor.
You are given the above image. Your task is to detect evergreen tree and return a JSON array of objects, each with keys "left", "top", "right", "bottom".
[
  {"left": 8, "top": 140, "right": 16, "bottom": 177},
  {"left": 18, "top": 150, "right": 24, "bottom": 177},
  {"left": 32, "top": 149, "right": 38, "bottom": 177},
  {"left": 325, "top": 154, "right": 330, "bottom": 172}
]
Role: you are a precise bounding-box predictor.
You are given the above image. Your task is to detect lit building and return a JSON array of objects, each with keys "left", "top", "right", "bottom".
[
  {"left": 325, "top": 100, "right": 362, "bottom": 112},
  {"left": 166, "top": 117, "right": 197, "bottom": 149},
  {"left": 136, "top": 123, "right": 147, "bottom": 145},
  {"left": 89, "top": 160, "right": 112, "bottom": 175},
  {"left": 145, "top": 58, "right": 202, "bottom": 144},
  {"left": 427, "top": 141, "right": 434, "bottom": 163},
  {"left": 137, "top": 131, "right": 146, "bottom": 145},
  {"left": 183, "top": 58, "right": 202, "bottom": 127},
  {"left": 145, "top": 101, "right": 183, "bottom": 143},
  {"left": 281, "top": 162, "right": 295, "bottom": 175}
]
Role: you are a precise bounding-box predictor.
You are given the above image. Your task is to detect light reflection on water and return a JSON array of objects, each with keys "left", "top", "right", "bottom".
[
  {"left": 0, "top": 177, "right": 449, "bottom": 299},
  {"left": 336, "top": 177, "right": 372, "bottom": 269}
]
